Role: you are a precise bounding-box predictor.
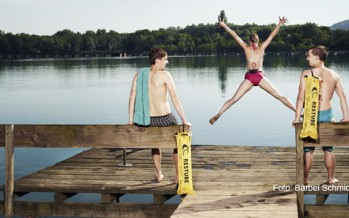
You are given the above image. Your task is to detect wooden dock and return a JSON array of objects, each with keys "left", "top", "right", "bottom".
[
  {"left": 172, "top": 145, "right": 298, "bottom": 218},
  {"left": 0, "top": 145, "right": 305, "bottom": 217},
  {"left": 1, "top": 124, "right": 348, "bottom": 217}
]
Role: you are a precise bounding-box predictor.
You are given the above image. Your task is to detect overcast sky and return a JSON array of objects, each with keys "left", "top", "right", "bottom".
[{"left": 1, "top": 0, "right": 348, "bottom": 35}]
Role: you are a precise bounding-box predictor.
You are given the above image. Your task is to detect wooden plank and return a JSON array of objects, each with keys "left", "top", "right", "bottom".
[
  {"left": 0, "top": 201, "right": 178, "bottom": 218},
  {"left": 13, "top": 182, "right": 178, "bottom": 194},
  {"left": 172, "top": 191, "right": 297, "bottom": 217},
  {"left": 4, "top": 124, "right": 14, "bottom": 218},
  {"left": 303, "top": 122, "right": 349, "bottom": 147},
  {"left": 295, "top": 123, "right": 305, "bottom": 218},
  {"left": 0, "top": 125, "right": 189, "bottom": 148},
  {"left": 305, "top": 205, "right": 349, "bottom": 218}
]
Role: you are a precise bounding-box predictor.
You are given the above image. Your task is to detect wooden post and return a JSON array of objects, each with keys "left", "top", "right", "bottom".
[
  {"left": 5, "top": 124, "right": 14, "bottom": 217},
  {"left": 117, "top": 149, "right": 133, "bottom": 167},
  {"left": 316, "top": 194, "right": 329, "bottom": 205},
  {"left": 101, "top": 193, "right": 123, "bottom": 204},
  {"left": 295, "top": 123, "right": 304, "bottom": 218},
  {"left": 54, "top": 192, "right": 77, "bottom": 203},
  {"left": 153, "top": 194, "right": 175, "bottom": 204}
]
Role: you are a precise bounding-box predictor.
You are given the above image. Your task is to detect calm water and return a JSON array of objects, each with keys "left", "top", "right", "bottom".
[{"left": 0, "top": 55, "right": 348, "bottom": 204}]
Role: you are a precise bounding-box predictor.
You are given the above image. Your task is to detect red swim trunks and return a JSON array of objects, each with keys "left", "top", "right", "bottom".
[{"left": 245, "top": 70, "right": 264, "bottom": 86}]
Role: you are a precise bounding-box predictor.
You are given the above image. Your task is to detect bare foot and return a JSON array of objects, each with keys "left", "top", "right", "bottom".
[
  {"left": 209, "top": 115, "right": 220, "bottom": 124},
  {"left": 304, "top": 180, "right": 309, "bottom": 185},
  {"left": 328, "top": 178, "right": 339, "bottom": 184},
  {"left": 156, "top": 173, "right": 164, "bottom": 182}
]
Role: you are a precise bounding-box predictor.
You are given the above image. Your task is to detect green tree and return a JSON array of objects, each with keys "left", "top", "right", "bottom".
[{"left": 0, "top": 31, "right": 10, "bottom": 54}]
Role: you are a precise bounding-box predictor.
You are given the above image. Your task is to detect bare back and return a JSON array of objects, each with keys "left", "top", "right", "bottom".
[
  {"left": 148, "top": 70, "right": 171, "bottom": 116},
  {"left": 313, "top": 68, "right": 340, "bottom": 111},
  {"left": 244, "top": 46, "right": 264, "bottom": 70}
]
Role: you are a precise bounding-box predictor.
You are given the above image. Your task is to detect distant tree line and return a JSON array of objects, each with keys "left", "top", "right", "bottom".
[{"left": 0, "top": 22, "right": 348, "bottom": 58}]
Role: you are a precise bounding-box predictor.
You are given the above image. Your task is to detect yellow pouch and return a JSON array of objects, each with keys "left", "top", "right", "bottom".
[
  {"left": 300, "top": 75, "right": 320, "bottom": 141},
  {"left": 176, "top": 131, "right": 195, "bottom": 195}
]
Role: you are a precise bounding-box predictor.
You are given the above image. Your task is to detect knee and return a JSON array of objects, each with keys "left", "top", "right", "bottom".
[
  {"left": 304, "top": 151, "right": 314, "bottom": 159},
  {"left": 229, "top": 97, "right": 238, "bottom": 104},
  {"left": 276, "top": 94, "right": 286, "bottom": 101}
]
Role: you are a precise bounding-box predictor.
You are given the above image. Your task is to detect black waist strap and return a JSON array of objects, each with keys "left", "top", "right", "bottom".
[{"left": 248, "top": 69, "right": 262, "bottom": 73}]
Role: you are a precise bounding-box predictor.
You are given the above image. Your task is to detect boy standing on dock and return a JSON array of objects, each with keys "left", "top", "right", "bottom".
[
  {"left": 128, "top": 47, "right": 191, "bottom": 183},
  {"left": 293, "top": 45, "right": 349, "bottom": 184}
]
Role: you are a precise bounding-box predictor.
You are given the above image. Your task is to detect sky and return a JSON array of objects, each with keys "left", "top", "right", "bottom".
[{"left": 0, "top": 0, "right": 348, "bottom": 36}]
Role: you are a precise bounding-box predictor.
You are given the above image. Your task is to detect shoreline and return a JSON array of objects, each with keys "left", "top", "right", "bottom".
[{"left": 1, "top": 50, "right": 348, "bottom": 60}]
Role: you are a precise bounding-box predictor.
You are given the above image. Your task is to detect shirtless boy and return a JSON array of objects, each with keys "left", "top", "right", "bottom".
[
  {"left": 293, "top": 45, "right": 349, "bottom": 184},
  {"left": 129, "top": 47, "right": 191, "bottom": 183}
]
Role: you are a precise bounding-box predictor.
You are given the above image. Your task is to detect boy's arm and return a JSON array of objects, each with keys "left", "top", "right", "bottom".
[
  {"left": 128, "top": 73, "right": 137, "bottom": 124},
  {"left": 335, "top": 77, "right": 349, "bottom": 121},
  {"left": 293, "top": 70, "right": 307, "bottom": 126}
]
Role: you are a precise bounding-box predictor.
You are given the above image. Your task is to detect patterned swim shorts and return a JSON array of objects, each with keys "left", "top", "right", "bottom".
[{"left": 150, "top": 113, "right": 178, "bottom": 127}]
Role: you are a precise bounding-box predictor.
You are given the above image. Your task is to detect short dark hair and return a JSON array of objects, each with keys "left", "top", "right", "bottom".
[
  {"left": 249, "top": 33, "right": 259, "bottom": 43},
  {"left": 148, "top": 47, "right": 167, "bottom": 65},
  {"left": 310, "top": 45, "right": 328, "bottom": 62}
]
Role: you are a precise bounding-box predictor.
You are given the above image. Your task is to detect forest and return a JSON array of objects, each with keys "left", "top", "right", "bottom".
[{"left": 0, "top": 22, "right": 348, "bottom": 58}]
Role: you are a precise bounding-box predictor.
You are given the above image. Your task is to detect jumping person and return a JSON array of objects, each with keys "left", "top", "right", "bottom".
[{"left": 210, "top": 16, "right": 296, "bottom": 124}]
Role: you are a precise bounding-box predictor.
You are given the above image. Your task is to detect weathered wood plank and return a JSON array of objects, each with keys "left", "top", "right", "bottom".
[
  {"left": 171, "top": 191, "right": 297, "bottom": 218},
  {"left": 305, "top": 205, "right": 349, "bottom": 218},
  {"left": 0, "top": 201, "right": 178, "bottom": 218},
  {"left": 0, "top": 125, "right": 188, "bottom": 148},
  {"left": 12, "top": 181, "right": 178, "bottom": 195},
  {"left": 4, "top": 124, "right": 14, "bottom": 218},
  {"left": 295, "top": 123, "right": 305, "bottom": 218},
  {"left": 299, "top": 122, "right": 349, "bottom": 147}
]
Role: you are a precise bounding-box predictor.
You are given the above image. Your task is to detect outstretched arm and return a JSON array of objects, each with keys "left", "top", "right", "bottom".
[
  {"left": 218, "top": 21, "right": 247, "bottom": 49},
  {"left": 261, "top": 16, "right": 287, "bottom": 49}
]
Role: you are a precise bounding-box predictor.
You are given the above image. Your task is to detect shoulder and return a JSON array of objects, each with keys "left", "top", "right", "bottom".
[
  {"left": 329, "top": 68, "right": 339, "bottom": 78},
  {"left": 152, "top": 70, "right": 173, "bottom": 84},
  {"left": 324, "top": 68, "right": 340, "bottom": 81},
  {"left": 301, "top": 69, "right": 312, "bottom": 77},
  {"left": 158, "top": 70, "right": 172, "bottom": 78}
]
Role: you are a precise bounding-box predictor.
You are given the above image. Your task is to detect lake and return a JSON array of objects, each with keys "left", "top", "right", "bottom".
[{"left": 0, "top": 54, "right": 348, "bottom": 204}]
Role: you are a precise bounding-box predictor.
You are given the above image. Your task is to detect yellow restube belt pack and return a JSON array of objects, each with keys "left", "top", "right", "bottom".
[
  {"left": 176, "top": 131, "right": 194, "bottom": 195},
  {"left": 300, "top": 75, "right": 320, "bottom": 141}
]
